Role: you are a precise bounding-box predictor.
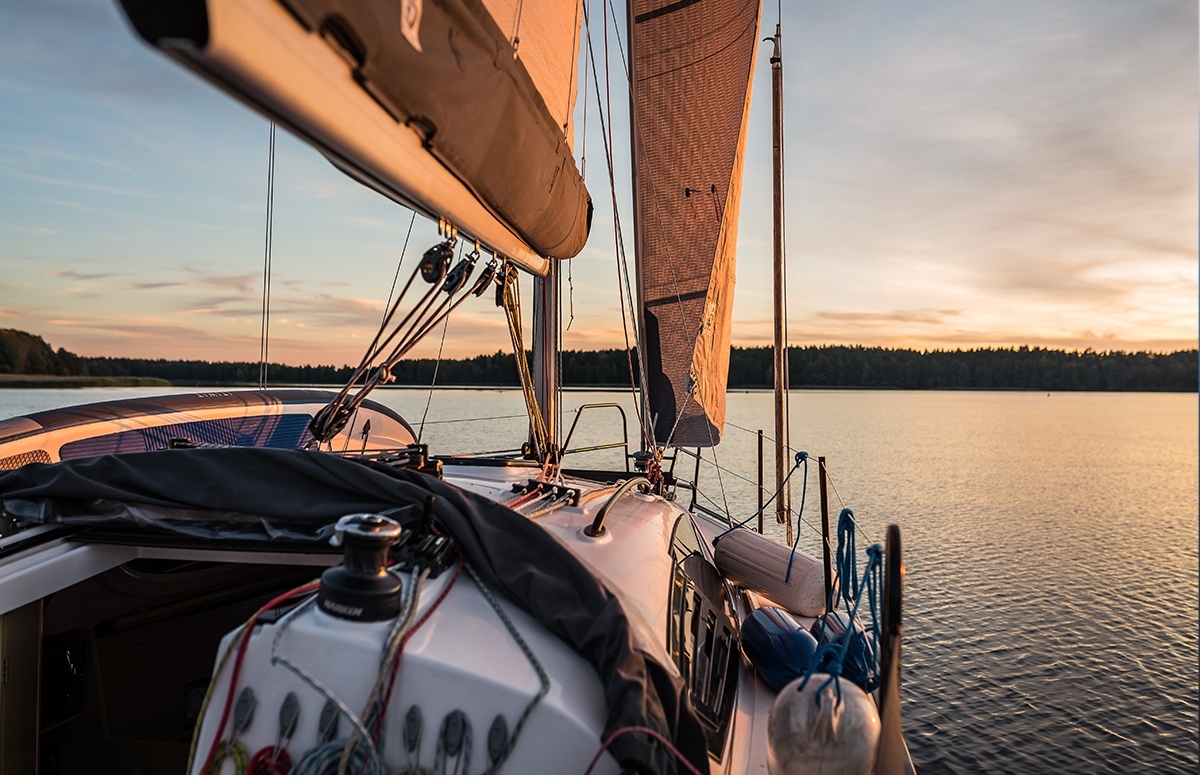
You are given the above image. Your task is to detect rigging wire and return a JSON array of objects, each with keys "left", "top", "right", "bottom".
[
  {"left": 500, "top": 266, "right": 548, "bottom": 457},
  {"left": 414, "top": 240, "right": 463, "bottom": 443},
  {"left": 308, "top": 236, "right": 495, "bottom": 444},
  {"left": 382, "top": 210, "right": 418, "bottom": 326},
  {"left": 565, "top": 0, "right": 584, "bottom": 135},
  {"left": 510, "top": 0, "right": 526, "bottom": 53},
  {"left": 566, "top": 257, "right": 575, "bottom": 331},
  {"left": 582, "top": 0, "right": 651, "bottom": 448},
  {"left": 417, "top": 316, "right": 450, "bottom": 443},
  {"left": 258, "top": 122, "right": 276, "bottom": 389}
]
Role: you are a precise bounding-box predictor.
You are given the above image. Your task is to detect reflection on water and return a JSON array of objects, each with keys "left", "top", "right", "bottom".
[{"left": 1, "top": 387, "right": 1197, "bottom": 774}]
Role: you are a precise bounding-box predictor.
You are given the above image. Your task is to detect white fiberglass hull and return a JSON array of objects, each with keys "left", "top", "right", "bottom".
[{"left": 0, "top": 392, "right": 908, "bottom": 774}]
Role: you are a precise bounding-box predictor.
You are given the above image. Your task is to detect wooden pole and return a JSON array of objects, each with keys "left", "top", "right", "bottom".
[
  {"left": 757, "top": 429, "right": 765, "bottom": 533},
  {"left": 769, "top": 24, "right": 791, "bottom": 545},
  {"left": 818, "top": 455, "right": 833, "bottom": 607}
]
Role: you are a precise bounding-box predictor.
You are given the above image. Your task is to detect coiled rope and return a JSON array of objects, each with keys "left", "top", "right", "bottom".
[
  {"left": 248, "top": 746, "right": 292, "bottom": 775},
  {"left": 292, "top": 740, "right": 383, "bottom": 775},
  {"left": 210, "top": 739, "right": 249, "bottom": 775},
  {"left": 798, "top": 509, "right": 884, "bottom": 708}
]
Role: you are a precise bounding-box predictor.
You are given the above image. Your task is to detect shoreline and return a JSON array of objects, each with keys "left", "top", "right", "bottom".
[
  {"left": 0, "top": 378, "right": 1194, "bottom": 394},
  {"left": 0, "top": 375, "right": 171, "bottom": 388}
]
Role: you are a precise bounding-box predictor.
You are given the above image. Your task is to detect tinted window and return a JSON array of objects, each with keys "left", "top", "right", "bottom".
[
  {"left": 59, "top": 414, "right": 313, "bottom": 460},
  {"left": 667, "top": 516, "right": 739, "bottom": 759}
]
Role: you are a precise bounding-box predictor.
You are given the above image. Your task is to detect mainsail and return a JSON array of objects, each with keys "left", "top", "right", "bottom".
[
  {"left": 630, "top": 0, "right": 762, "bottom": 447},
  {"left": 118, "top": 0, "right": 591, "bottom": 274}
]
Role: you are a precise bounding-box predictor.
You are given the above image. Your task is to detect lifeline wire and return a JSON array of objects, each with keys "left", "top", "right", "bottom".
[
  {"left": 711, "top": 451, "right": 807, "bottom": 541},
  {"left": 720, "top": 421, "right": 876, "bottom": 544}
]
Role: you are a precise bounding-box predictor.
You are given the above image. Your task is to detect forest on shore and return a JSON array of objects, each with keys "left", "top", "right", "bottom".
[{"left": 2, "top": 328, "right": 1195, "bottom": 391}]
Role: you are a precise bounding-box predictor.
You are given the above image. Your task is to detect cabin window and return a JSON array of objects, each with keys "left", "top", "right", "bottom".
[
  {"left": 58, "top": 414, "right": 313, "bottom": 459},
  {"left": 667, "top": 516, "right": 739, "bottom": 759}
]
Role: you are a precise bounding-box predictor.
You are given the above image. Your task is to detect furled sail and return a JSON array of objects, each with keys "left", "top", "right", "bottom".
[
  {"left": 118, "top": 0, "right": 591, "bottom": 275},
  {"left": 630, "top": 0, "right": 762, "bottom": 446}
]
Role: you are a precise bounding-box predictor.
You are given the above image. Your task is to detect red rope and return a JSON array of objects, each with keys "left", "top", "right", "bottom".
[
  {"left": 248, "top": 746, "right": 292, "bottom": 775},
  {"left": 506, "top": 485, "right": 546, "bottom": 511},
  {"left": 201, "top": 582, "right": 319, "bottom": 775},
  {"left": 581, "top": 726, "right": 705, "bottom": 775},
  {"left": 372, "top": 553, "right": 464, "bottom": 739}
]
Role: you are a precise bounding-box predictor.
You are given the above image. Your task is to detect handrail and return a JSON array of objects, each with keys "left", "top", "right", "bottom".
[
  {"left": 561, "top": 403, "right": 630, "bottom": 470},
  {"left": 583, "top": 476, "right": 651, "bottom": 537}
]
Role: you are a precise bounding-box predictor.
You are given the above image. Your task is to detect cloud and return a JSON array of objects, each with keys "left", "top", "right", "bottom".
[
  {"left": 0, "top": 142, "right": 132, "bottom": 172},
  {"left": 126, "top": 281, "right": 185, "bottom": 290},
  {"left": 0, "top": 223, "right": 55, "bottom": 235},
  {"left": 186, "top": 272, "right": 260, "bottom": 293},
  {"left": 814, "top": 309, "right": 963, "bottom": 326},
  {"left": 11, "top": 170, "right": 149, "bottom": 198},
  {"left": 49, "top": 269, "right": 115, "bottom": 281},
  {"left": 0, "top": 0, "right": 1193, "bottom": 363}
]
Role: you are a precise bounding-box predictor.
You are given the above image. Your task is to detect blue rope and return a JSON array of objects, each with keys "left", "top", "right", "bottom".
[
  {"left": 783, "top": 452, "right": 811, "bottom": 582},
  {"left": 712, "top": 451, "right": 807, "bottom": 544},
  {"left": 797, "top": 509, "right": 884, "bottom": 708},
  {"left": 292, "top": 739, "right": 384, "bottom": 775}
]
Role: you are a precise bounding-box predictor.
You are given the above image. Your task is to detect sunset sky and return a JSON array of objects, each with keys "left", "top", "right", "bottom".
[{"left": 0, "top": 0, "right": 1195, "bottom": 364}]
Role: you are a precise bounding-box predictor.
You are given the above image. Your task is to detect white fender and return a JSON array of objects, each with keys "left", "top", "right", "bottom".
[
  {"left": 714, "top": 529, "right": 828, "bottom": 617},
  {"left": 767, "top": 674, "right": 880, "bottom": 775}
]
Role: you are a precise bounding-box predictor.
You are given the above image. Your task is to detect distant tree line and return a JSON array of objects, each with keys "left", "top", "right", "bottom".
[
  {"left": 729, "top": 345, "right": 1198, "bottom": 392},
  {"left": 3, "top": 328, "right": 1195, "bottom": 391}
]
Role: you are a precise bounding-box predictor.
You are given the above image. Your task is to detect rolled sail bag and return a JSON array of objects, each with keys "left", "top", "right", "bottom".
[{"left": 714, "top": 529, "right": 828, "bottom": 617}]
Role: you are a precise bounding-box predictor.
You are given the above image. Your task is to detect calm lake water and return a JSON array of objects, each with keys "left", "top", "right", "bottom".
[{"left": 1, "top": 387, "right": 1197, "bottom": 774}]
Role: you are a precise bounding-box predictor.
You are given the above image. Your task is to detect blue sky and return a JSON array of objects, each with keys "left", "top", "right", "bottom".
[{"left": 0, "top": 0, "right": 1195, "bottom": 364}]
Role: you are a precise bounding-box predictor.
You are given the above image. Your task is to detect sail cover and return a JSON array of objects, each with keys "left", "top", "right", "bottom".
[
  {"left": 631, "top": 0, "right": 761, "bottom": 446},
  {"left": 118, "top": 0, "right": 591, "bottom": 273}
]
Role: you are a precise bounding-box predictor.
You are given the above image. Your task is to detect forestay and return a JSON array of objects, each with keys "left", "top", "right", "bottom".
[{"left": 631, "top": 0, "right": 762, "bottom": 447}]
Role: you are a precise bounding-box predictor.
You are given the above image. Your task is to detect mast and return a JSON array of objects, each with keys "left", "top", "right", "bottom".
[
  {"left": 769, "top": 24, "right": 792, "bottom": 543},
  {"left": 628, "top": 0, "right": 650, "bottom": 451},
  {"left": 533, "top": 261, "right": 560, "bottom": 461}
]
